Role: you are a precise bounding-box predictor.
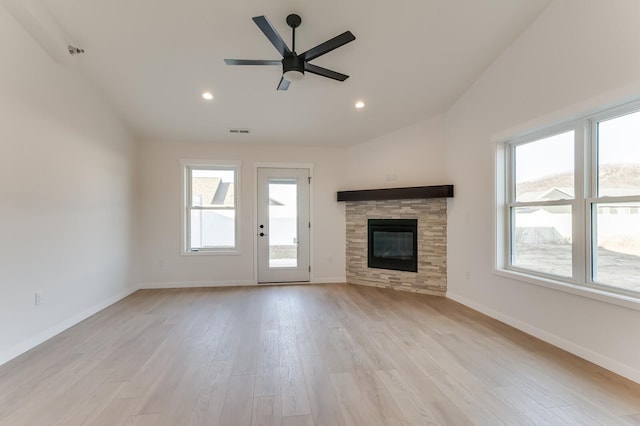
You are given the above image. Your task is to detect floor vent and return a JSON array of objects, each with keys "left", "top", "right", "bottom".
[{"left": 229, "top": 128, "right": 251, "bottom": 134}]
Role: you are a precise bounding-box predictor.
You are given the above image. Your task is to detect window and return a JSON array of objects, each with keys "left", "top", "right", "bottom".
[
  {"left": 501, "top": 102, "right": 640, "bottom": 297},
  {"left": 590, "top": 108, "right": 640, "bottom": 292},
  {"left": 184, "top": 163, "right": 240, "bottom": 253},
  {"left": 509, "top": 130, "right": 575, "bottom": 278}
]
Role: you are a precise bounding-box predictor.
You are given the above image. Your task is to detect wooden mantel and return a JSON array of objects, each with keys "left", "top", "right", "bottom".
[{"left": 337, "top": 185, "right": 454, "bottom": 202}]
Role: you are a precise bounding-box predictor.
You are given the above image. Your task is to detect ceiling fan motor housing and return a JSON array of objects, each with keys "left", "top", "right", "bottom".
[{"left": 282, "top": 55, "right": 305, "bottom": 79}]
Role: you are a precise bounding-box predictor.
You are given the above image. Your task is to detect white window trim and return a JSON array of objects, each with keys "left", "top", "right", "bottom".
[
  {"left": 495, "top": 99, "right": 640, "bottom": 309},
  {"left": 180, "top": 159, "right": 241, "bottom": 256}
]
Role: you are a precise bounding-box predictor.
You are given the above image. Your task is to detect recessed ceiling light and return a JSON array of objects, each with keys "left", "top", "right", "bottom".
[
  {"left": 355, "top": 101, "right": 365, "bottom": 109},
  {"left": 202, "top": 92, "right": 214, "bottom": 101}
]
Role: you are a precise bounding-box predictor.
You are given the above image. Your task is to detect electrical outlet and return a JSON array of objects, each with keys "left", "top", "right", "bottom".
[{"left": 35, "top": 292, "right": 42, "bottom": 306}]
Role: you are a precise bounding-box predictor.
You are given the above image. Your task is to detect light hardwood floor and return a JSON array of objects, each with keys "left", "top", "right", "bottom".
[{"left": 1, "top": 283, "right": 640, "bottom": 425}]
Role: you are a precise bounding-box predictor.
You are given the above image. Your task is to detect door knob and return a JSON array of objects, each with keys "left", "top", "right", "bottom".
[{"left": 259, "top": 232, "right": 265, "bottom": 237}]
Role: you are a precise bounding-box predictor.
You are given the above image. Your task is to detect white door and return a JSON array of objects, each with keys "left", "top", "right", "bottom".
[{"left": 257, "top": 168, "right": 310, "bottom": 283}]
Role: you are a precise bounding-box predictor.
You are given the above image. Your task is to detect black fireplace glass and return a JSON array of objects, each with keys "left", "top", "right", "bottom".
[{"left": 368, "top": 219, "right": 418, "bottom": 272}]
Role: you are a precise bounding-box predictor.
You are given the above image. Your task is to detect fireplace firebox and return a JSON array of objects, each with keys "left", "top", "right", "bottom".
[{"left": 368, "top": 219, "right": 418, "bottom": 272}]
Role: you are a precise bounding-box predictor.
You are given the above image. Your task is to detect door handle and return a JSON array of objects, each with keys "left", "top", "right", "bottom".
[{"left": 259, "top": 232, "right": 266, "bottom": 237}]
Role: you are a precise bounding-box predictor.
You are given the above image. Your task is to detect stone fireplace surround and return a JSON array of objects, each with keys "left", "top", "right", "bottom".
[{"left": 339, "top": 186, "right": 453, "bottom": 296}]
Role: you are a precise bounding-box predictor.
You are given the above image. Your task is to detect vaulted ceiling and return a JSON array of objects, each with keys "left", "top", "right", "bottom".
[{"left": 39, "top": 0, "right": 551, "bottom": 146}]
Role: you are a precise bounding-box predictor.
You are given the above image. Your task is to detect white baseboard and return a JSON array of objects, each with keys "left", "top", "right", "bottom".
[
  {"left": 139, "top": 278, "right": 347, "bottom": 289},
  {"left": 0, "top": 286, "right": 138, "bottom": 367},
  {"left": 447, "top": 291, "right": 640, "bottom": 385},
  {"left": 311, "top": 277, "right": 347, "bottom": 284},
  {"left": 138, "top": 280, "right": 257, "bottom": 289}
]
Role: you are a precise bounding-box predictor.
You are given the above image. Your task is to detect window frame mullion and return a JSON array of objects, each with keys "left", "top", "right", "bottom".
[
  {"left": 505, "top": 144, "right": 516, "bottom": 268},
  {"left": 186, "top": 165, "right": 194, "bottom": 252},
  {"left": 573, "top": 119, "right": 587, "bottom": 284},
  {"left": 585, "top": 118, "right": 598, "bottom": 285}
]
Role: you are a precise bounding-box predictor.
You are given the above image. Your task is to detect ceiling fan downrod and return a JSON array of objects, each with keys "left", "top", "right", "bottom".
[{"left": 286, "top": 14, "right": 302, "bottom": 52}]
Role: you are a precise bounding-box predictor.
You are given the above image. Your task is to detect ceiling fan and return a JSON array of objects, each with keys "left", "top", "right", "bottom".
[{"left": 224, "top": 14, "right": 356, "bottom": 91}]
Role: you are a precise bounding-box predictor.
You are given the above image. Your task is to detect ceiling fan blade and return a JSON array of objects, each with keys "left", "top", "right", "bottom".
[
  {"left": 300, "top": 31, "right": 355, "bottom": 62},
  {"left": 252, "top": 16, "right": 292, "bottom": 57},
  {"left": 224, "top": 59, "right": 281, "bottom": 66},
  {"left": 304, "top": 63, "right": 349, "bottom": 81},
  {"left": 277, "top": 77, "right": 290, "bottom": 91}
]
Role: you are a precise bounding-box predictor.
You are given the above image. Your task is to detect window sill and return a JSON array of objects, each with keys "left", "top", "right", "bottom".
[
  {"left": 181, "top": 249, "right": 241, "bottom": 256},
  {"left": 494, "top": 268, "right": 640, "bottom": 312}
]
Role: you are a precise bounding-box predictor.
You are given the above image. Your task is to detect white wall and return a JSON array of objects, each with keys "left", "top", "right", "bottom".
[
  {"left": 445, "top": 0, "right": 640, "bottom": 382},
  {"left": 344, "top": 114, "right": 446, "bottom": 189},
  {"left": 0, "top": 6, "right": 137, "bottom": 363},
  {"left": 137, "top": 139, "right": 346, "bottom": 287}
]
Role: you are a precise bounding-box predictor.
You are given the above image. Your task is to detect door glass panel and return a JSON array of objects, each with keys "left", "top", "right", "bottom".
[
  {"left": 269, "top": 178, "right": 298, "bottom": 268},
  {"left": 592, "top": 202, "right": 640, "bottom": 292}
]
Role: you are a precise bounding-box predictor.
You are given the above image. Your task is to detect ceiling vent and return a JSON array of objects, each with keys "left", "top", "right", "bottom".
[{"left": 229, "top": 128, "right": 251, "bottom": 134}]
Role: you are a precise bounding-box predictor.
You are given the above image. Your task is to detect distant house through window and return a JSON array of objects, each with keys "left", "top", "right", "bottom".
[{"left": 184, "top": 162, "right": 240, "bottom": 253}]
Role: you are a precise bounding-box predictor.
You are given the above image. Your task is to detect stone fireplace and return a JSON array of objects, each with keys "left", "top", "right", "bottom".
[{"left": 338, "top": 186, "right": 452, "bottom": 296}]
